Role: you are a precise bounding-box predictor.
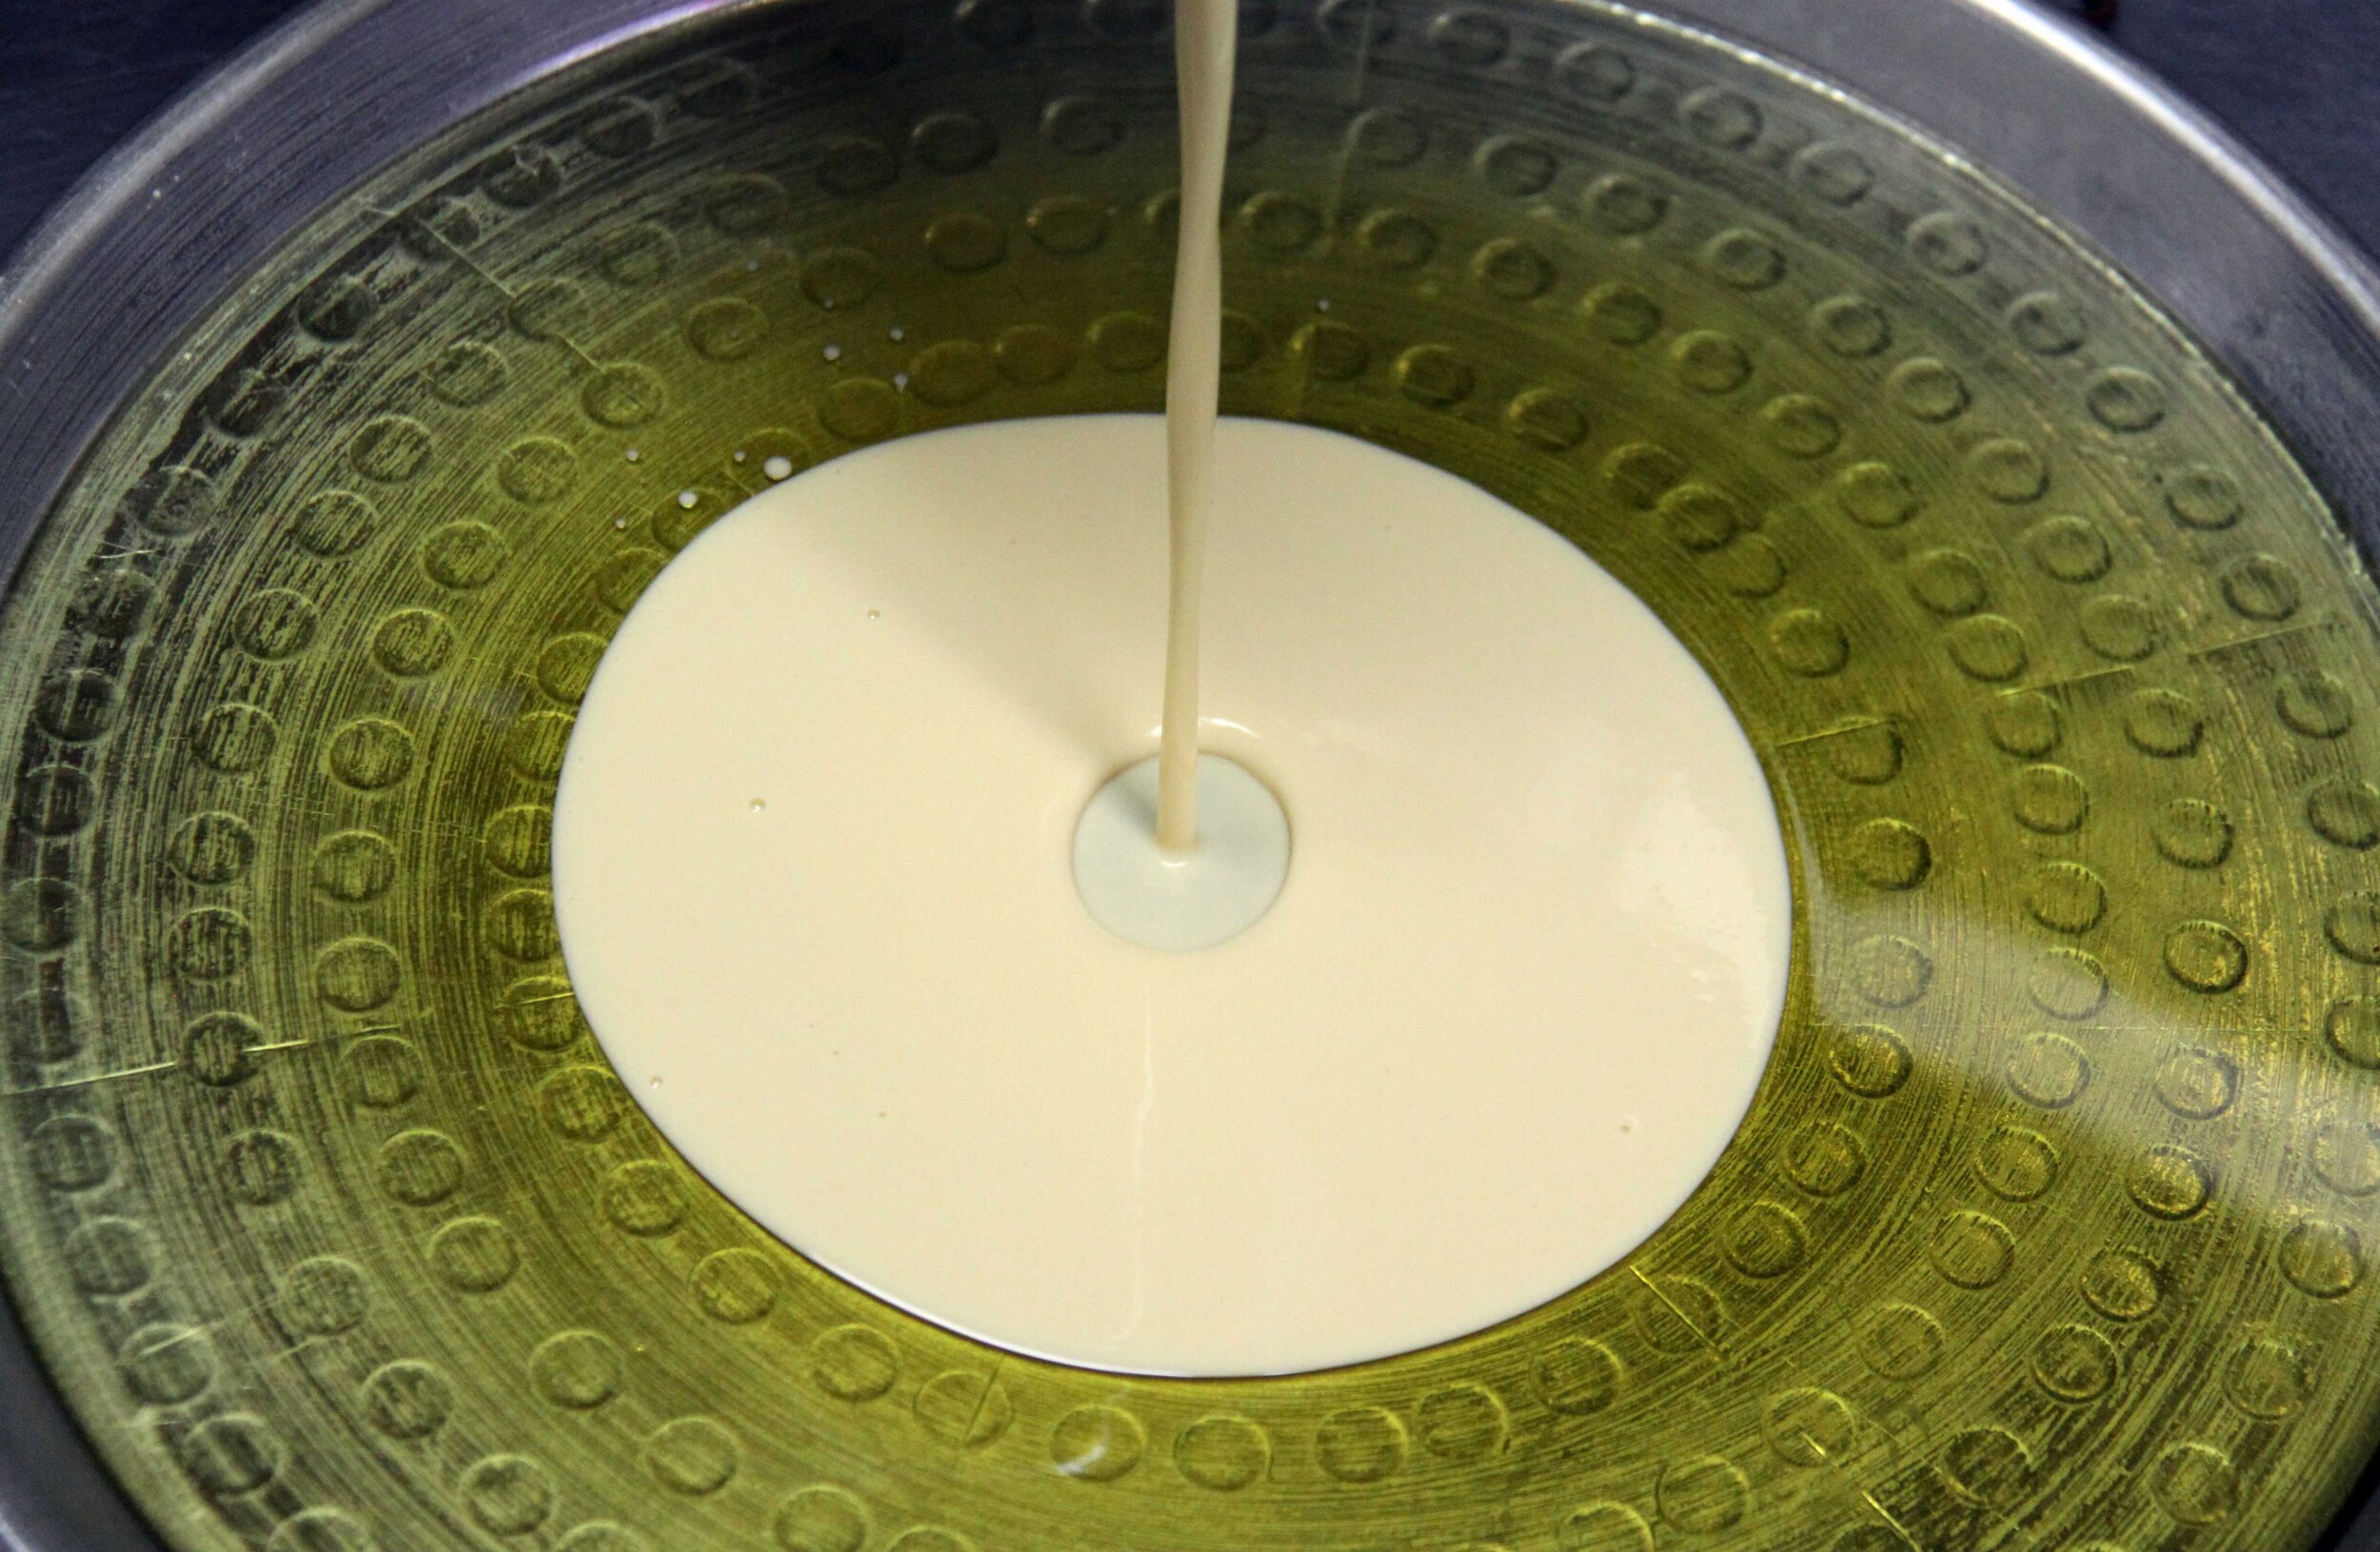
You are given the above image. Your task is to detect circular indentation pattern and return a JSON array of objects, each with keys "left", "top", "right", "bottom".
[
  {"left": 0, "top": 17, "right": 2371, "bottom": 1552},
  {"left": 1860, "top": 1303, "right": 1943, "bottom": 1381},
  {"left": 1175, "top": 1416, "right": 1269, "bottom": 1489},
  {"left": 1931, "top": 1210, "right": 2013, "bottom": 1287},
  {"left": 1052, "top": 1405, "right": 1144, "bottom": 1481},
  {"left": 2033, "top": 1324, "right": 2118, "bottom": 1403},
  {"left": 1536, "top": 1337, "right": 1623, "bottom": 1416}
]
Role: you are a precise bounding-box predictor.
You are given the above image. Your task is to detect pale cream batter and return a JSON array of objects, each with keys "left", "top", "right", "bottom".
[
  {"left": 1153, "top": 0, "right": 1239, "bottom": 852},
  {"left": 551, "top": 415, "right": 1792, "bottom": 1375}
]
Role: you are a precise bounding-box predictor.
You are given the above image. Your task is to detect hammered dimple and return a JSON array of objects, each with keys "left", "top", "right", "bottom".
[{"left": 1, "top": 2, "right": 2378, "bottom": 1550}]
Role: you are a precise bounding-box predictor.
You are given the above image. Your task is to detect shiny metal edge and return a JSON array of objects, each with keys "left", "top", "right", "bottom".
[
  {"left": 0, "top": 1, "right": 2376, "bottom": 1548},
  {"left": 0, "top": 8, "right": 750, "bottom": 1545},
  {"left": 1645, "top": 0, "right": 2380, "bottom": 562},
  {"left": 0, "top": 0, "right": 738, "bottom": 596}
]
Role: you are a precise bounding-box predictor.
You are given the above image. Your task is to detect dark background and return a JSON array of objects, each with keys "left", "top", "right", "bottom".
[
  {"left": 0, "top": 0, "right": 2377, "bottom": 267},
  {"left": 0, "top": 0, "right": 2375, "bottom": 1547}
]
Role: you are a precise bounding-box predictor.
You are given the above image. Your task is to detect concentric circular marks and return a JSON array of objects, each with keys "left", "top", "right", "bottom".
[
  {"left": 924, "top": 213, "right": 1008, "bottom": 272},
  {"left": 1041, "top": 98, "right": 1122, "bottom": 157},
  {"left": 2126, "top": 687, "right": 2206, "bottom": 757},
  {"left": 1783, "top": 1120, "right": 1867, "bottom": 1197},
  {"left": 1240, "top": 192, "right": 1322, "bottom": 255},
  {"left": 2008, "top": 290, "right": 2086, "bottom": 353},
  {"left": 1415, "top": 1383, "right": 1505, "bottom": 1461},
  {"left": 1346, "top": 108, "right": 1425, "bottom": 168},
  {"left": 1859, "top": 1303, "right": 1943, "bottom": 1380},
  {"left": 1026, "top": 196, "right": 1111, "bottom": 256},
  {"left": 2025, "top": 515, "right": 2112, "bottom": 583},
  {"left": 1974, "top": 1125, "right": 2058, "bottom": 1201},
  {"left": 2279, "top": 671, "right": 2355, "bottom": 738},
  {"left": 2130, "top": 1144, "right": 2215, "bottom": 1221},
  {"left": 2329, "top": 996, "right": 2380, "bottom": 1068},
  {"left": 1527, "top": 1342, "right": 1627, "bottom": 1427},
  {"left": 1761, "top": 1387, "right": 1854, "bottom": 1464},
  {"left": 1051, "top": 1404, "right": 1142, "bottom": 1480},
  {"left": 1429, "top": 9, "right": 1509, "bottom": 65},
  {"left": 1580, "top": 173, "right": 1676, "bottom": 234},
  {"left": 2008, "top": 1033, "right": 2092, "bottom": 1110},
  {"left": 1671, "top": 330, "right": 1751, "bottom": 394},
  {"left": 645, "top": 1417, "right": 740, "bottom": 1496},
  {"left": 816, "top": 135, "right": 898, "bottom": 196},
  {"left": 1907, "top": 210, "right": 1988, "bottom": 274},
  {"left": 2033, "top": 1323, "right": 2119, "bottom": 1403},
  {"left": 1581, "top": 282, "right": 1661, "bottom": 345},
  {"left": 775, "top": 1486, "right": 869, "bottom": 1552},
  {"left": 0, "top": 8, "right": 2374, "bottom": 1550},
  {"left": 2165, "top": 464, "right": 2243, "bottom": 528},
  {"left": 1947, "top": 615, "right": 2028, "bottom": 683},
  {"left": 1890, "top": 357, "right": 1968, "bottom": 422},
  {"left": 2089, "top": 368, "right": 2168, "bottom": 431},
  {"left": 2031, "top": 947, "right": 2110, "bottom": 1020},
  {"left": 1631, "top": 1274, "right": 1724, "bottom": 1354},
  {"left": 2225, "top": 1335, "right": 2311, "bottom": 1419},
  {"left": 1656, "top": 1454, "right": 1748, "bottom": 1531},
  {"left": 1557, "top": 41, "right": 1636, "bottom": 100},
  {"left": 1471, "top": 237, "right": 1554, "bottom": 300},
  {"left": 1475, "top": 135, "right": 1557, "bottom": 197},
  {"left": 1678, "top": 87, "right": 1760, "bottom": 149},
  {"left": 917, "top": 1370, "right": 1014, "bottom": 1448},
  {"left": 1793, "top": 144, "right": 1874, "bottom": 205},
  {"left": 2155, "top": 798, "right": 2233, "bottom": 867},
  {"left": 1316, "top": 1405, "right": 1407, "bottom": 1482},
  {"left": 403, "top": 1227, "right": 491, "bottom": 1311},
  {"left": 1903, "top": 553, "right": 1986, "bottom": 623},
  {"left": 1930, "top": 1210, "right": 2013, "bottom": 1288},
  {"left": 1828, "top": 1024, "right": 1912, "bottom": 1099},
  {"left": 1696, "top": 219, "right": 1780, "bottom": 288},
  {"left": 2151, "top": 1443, "right": 2240, "bottom": 1526},
  {"left": 1810, "top": 293, "right": 1892, "bottom": 356},
  {"left": 1967, "top": 438, "right": 2048, "bottom": 503},
  {"left": 2280, "top": 1218, "right": 2362, "bottom": 1298},
  {"left": 1759, "top": 393, "right": 1841, "bottom": 457},
  {"left": 1836, "top": 462, "right": 1917, "bottom": 527}
]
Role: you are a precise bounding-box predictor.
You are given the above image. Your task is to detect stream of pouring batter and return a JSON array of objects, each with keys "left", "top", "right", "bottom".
[
  {"left": 1154, "top": 0, "right": 1238, "bottom": 855},
  {"left": 549, "top": 0, "right": 1795, "bottom": 1375}
]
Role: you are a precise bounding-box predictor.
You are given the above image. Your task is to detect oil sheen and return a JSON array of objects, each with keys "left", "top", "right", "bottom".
[{"left": 551, "top": 414, "right": 1793, "bottom": 1376}]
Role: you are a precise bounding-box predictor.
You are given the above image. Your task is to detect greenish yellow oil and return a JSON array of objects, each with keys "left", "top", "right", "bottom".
[{"left": 3, "top": 2, "right": 2379, "bottom": 1550}]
